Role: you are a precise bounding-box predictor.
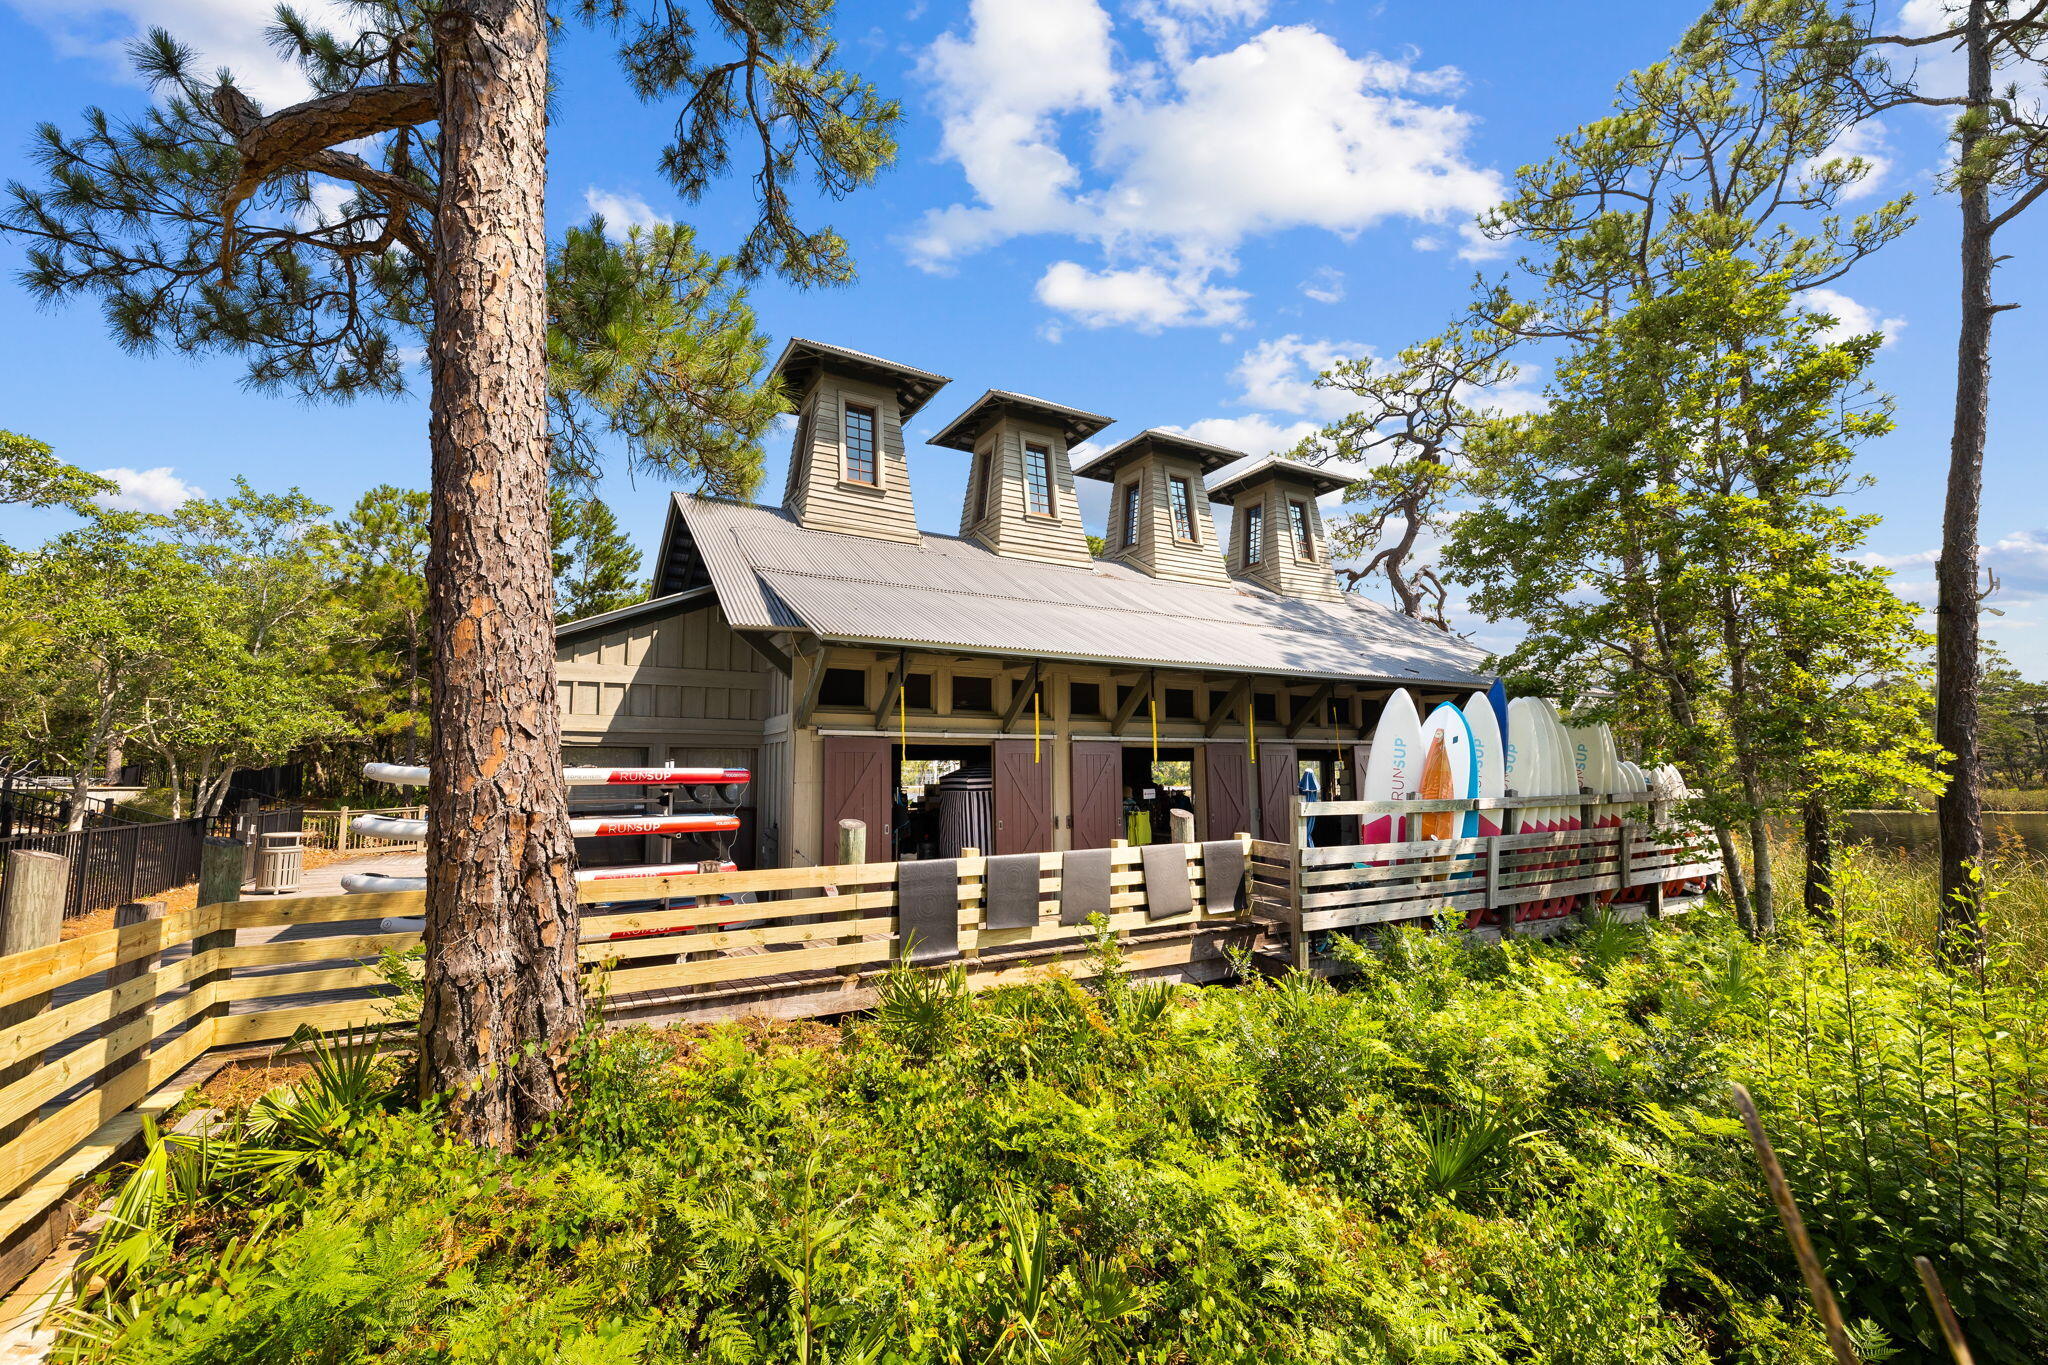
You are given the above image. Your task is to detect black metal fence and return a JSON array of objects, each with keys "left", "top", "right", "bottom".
[{"left": 0, "top": 804, "right": 304, "bottom": 919}]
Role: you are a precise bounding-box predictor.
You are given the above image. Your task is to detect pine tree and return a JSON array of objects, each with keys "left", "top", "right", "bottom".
[
  {"left": 549, "top": 491, "right": 643, "bottom": 621},
  {"left": 1, "top": 0, "right": 897, "bottom": 1145}
]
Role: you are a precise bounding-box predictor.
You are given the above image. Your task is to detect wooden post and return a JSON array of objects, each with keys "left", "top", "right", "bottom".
[
  {"left": 97, "top": 899, "right": 166, "bottom": 1088},
  {"left": 1289, "top": 791, "right": 1310, "bottom": 973},
  {"left": 1488, "top": 837, "right": 1510, "bottom": 939},
  {"left": 1575, "top": 792, "right": 1595, "bottom": 924},
  {"left": 1618, "top": 822, "right": 1637, "bottom": 900},
  {"left": 0, "top": 850, "right": 68, "bottom": 1146},
  {"left": 836, "top": 818, "right": 867, "bottom": 868},
  {"left": 958, "top": 845, "right": 982, "bottom": 964},
  {"left": 194, "top": 839, "right": 243, "bottom": 1024},
  {"left": 1169, "top": 808, "right": 1195, "bottom": 845},
  {"left": 337, "top": 806, "right": 352, "bottom": 853}
]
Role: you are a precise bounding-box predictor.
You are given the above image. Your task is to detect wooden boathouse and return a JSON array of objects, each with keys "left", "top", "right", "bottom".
[{"left": 555, "top": 337, "right": 1495, "bottom": 871}]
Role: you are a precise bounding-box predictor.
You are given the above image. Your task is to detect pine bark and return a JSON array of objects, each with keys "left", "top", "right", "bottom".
[
  {"left": 421, "top": 0, "right": 582, "bottom": 1147},
  {"left": 1802, "top": 792, "right": 1837, "bottom": 924},
  {"left": 1935, "top": 0, "right": 1993, "bottom": 964}
]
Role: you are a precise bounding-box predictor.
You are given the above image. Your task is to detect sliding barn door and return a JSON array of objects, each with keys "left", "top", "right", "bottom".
[
  {"left": 1258, "top": 742, "right": 1298, "bottom": 844},
  {"left": 1069, "top": 742, "right": 1123, "bottom": 851},
  {"left": 820, "top": 736, "right": 892, "bottom": 863},
  {"left": 1200, "top": 742, "right": 1251, "bottom": 842},
  {"left": 991, "top": 739, "right": 1054, "bottom": 854}
]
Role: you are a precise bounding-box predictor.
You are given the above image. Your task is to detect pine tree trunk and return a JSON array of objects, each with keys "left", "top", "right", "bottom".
[
  {"left": 420, "top": 0, "right": 582, "bottom": 1148},
  {"left": 1717, "top": 826, "right": 1755, "bottom": 936},
  {"left": 1802, "top": 792, "right": 1836, "bottom": 924},
  {"left": 1935, "top": 0, "right": 1993, "bottom": 966}
]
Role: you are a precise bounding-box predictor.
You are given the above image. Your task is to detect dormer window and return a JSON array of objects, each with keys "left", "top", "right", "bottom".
[
  {"left": 1289, "top": 501, "right": 1313, "bottom": 561},
  {"left": 1024, "top": 443, "right": 1054, "bottom": 516},
  {"left": 1120, "top": 482, "right": 1141, "bottom": 548},
  {"left": 1244, "top": 503, "right": 1265, "bottom": 565},
  {"left": 969, "top": 449, "right": 991, "bottom": 524},
  {"left": 1169, "top": 476, "right": 1197, "bottom": 543},
  {"left": 843, "top": 403, "right": 878, "bottom": 484}
]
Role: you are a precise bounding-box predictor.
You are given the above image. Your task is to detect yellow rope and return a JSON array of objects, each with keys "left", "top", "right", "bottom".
[
  {"left": 1247, "top": 694, "right": 1257, "bottom": 766},
  {"left": 898, "top": 668, "right": 906, "bottom": 754},
  {"left": 1151, "top": 690, "right": 1159, "bottom": 764},
  {"left": 1033, "top": 687, "right": 1042, "bottom": 763}
]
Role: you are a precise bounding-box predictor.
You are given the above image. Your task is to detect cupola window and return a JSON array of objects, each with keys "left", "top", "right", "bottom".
[
  {"left": 843, "top": 403, "right": 878, "bottom": 484},
  {"left": 1169, "top": 476, "right": 1197, "bottom": 543},
  {"left": 1244, "top": 503, "right": 1265, "bottom": 565},
  {"left": 1120, "top": 482, "right": 1141, "bottom": 548},
  {"left": 1289, "top": 501, "right": 1313, "bottom": 561},
  {"left": 1024, "top": 443, "right": 1054, "bottom": 516}
]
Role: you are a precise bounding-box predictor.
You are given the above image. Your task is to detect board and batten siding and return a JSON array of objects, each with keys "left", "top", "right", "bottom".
[
  {"left": 556, "top": 602, "right": 771, "bottom": 746},
  {"left": 958, "top": 419, "right": 1093, "bottom": 567},
  {"left": 783, "top": 374, "right": 921, "bottom": 544}
]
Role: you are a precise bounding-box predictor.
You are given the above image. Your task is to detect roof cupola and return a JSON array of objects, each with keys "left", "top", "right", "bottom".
[
  {"left": 1208, "top": 457, "right": 1350, "bottom": 601},
  {"left": 929, "top": 390, "right": 1111, "bottom": 567},
  {"left": 1073, "top": 429, "right": 1236, "bottom": 586},
  {"left": 771, "top": 338, "right": 948, "bottom": 544}
]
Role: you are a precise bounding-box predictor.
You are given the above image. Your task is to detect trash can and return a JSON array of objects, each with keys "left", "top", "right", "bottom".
[{"left": 255, "top": 830, "right": 306, "bottom": 894}]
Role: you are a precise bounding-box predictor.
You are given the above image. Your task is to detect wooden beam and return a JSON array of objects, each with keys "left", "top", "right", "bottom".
[
  {"left": 998, "top": 659, "right": 1044, "bottom": 733},
  {"left": 1285, "top": 681, "right": 1335, "bottom": 739},
  {"left": 1109, "top": 670, "right": 1155, "bottom": 737},
  {"left": 1203, "top": 677, "right": 1251, "bottom": 738},
  {"left": 793, "top": 649, "right": 829, "bottom": 729},
  {"left": 872, "top": 650, "right": 908, "bottom": 731},
  {"left": 737, "top": 631, "right": 794, "bottom": 678}
]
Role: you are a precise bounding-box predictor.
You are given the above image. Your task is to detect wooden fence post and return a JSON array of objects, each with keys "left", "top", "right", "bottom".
[
  {"left": 1169, "top": 808, "right": 1195, "bottom": 845},
  {"left": 0, "top": 850, "right": 67, "bottom": 1147},
  {"left": 958, "top": 846, "right": 982, "bottom": 965},
  {"left": 194, "top": 838, "right": 242, "bottom": 1024},
  {"left": 836, "top": 819, "right": 867, "bottom": 868},
  {"left": 1488, "top": 837, "right": 1510, "bottom": 940},
  {"left": 1289, "top": 795, "right": 1310, "bottom": 973},
  {"left": 97, "top": 899, "right": 165, "bottom": 1088}
]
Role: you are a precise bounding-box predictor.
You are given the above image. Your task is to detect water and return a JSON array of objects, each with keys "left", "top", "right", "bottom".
[{"left": 1844, "top": 810, "right": 2048, "bottom": 859}]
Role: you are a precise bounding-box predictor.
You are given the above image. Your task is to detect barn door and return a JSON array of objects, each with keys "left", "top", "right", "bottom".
[
  {"left": 821, "top": 736, "right": 892, "bottom": 862},
  {"left": 1069, "top": 742, "right": 1122, "bottom": 851},
  {"left": 1258, "top": 743, "right": 1298, "bottom": 844},
  {"left": 992, "top": 739, "right": 1054, "bottom": 854},
  {"left": 1200, "top": 742, "right": 1251, "bottom": 842}
]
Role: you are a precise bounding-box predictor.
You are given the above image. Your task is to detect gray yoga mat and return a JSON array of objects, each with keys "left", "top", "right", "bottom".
[
  {"left": 1200, "top": 839, "right": 1246, "bottom": 916},
  {"left": 1141, "top": 843, "right": 1194, "bottom": 921},
  {"left": 983, "top": 852, "right": 1044, "bottom": 930},
  {"left": 897, "top": 857, "right": 961, "bottom": 963},
  {"left": 1059, "top": 846, "right": 1114, "bottom": 926}
]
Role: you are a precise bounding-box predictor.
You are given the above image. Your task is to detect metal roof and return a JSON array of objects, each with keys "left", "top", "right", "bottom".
[
  {"left": 1074, "top": 428, "right": 1245, "bottom": 481},
  {"left": 555, "top": 587, "right": 715, "bottom": 643},
  {"left": 926, "top": 389, "right": 1115, "bottom": 451},
  {"left": 664, "top": 495, "right": 1489, "bottom": 688},
  {"left": 1207, "top": 455, "right": 1353, "bottom": 501},
  {"left": 768, "top": 337, "right": 951, "bottom": 419}
]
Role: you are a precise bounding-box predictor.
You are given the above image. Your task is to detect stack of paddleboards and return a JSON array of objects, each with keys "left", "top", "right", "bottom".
[
  {"left": 1357, "top": 686, "right": 1698, "bottom": 927},
  {"left": 341, "top": 762, "right": 754, "bottom": 935}
]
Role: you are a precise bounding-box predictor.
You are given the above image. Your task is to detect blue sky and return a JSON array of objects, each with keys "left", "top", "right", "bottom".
[{"left": 2, "top": 0, "right": 2045, "bottom": 672}]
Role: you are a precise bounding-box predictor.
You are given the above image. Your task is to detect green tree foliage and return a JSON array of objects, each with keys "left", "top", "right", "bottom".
[
  {"left": 0, "top": 429, "right": 113, "bottom": 514},
  {"left": 1979, "top": 649, "right": 2048, "bottom": 791},
  {"left": 1448, "top": 257, "right": 1940, "bottom": 936},
  {"left": 330, "top": 485, "right": 432, "bottom": 768},
  {"left": 549, "top": 490, "right": 644, "bottom": 622}
]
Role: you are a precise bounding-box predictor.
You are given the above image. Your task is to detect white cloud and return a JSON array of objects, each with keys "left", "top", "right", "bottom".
[
  {"left": 295, "top": 180, "right": 355, "bottom": 231},
  {"left": 1799, "top": 287, "right": 1906, "bottom": 346},
  {"left": 1231, "top": 335, "right": 1368, "bottom": 419},
  {"left": 1300, "top": 267, "right": 1345, "bottom": 304},
  {"left": 1160, "top": 415, "right": 1318, "bottom": 459},
  {"left": 912, "top": 9, "right": 1502, "bottom": 327},
  {"left": 1803, "top": 121, "right": 1894, "bottom": 201},
  {"left": 9, "top": 0, "right": 352, "bottom": 107},
  {"left": 582, "top": 187, "right": 669, "bottom": 235},
  {"left": 93, "top": 466, "right": 203, "bottom": 513},
  {"left": 1035, "top": 261, "right": 1248, "bottom": 330}
]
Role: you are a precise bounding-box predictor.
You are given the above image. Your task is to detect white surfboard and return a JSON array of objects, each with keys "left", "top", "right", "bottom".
[
  {"left": 364, "top": 762, "right": 750, "bottom": 788},
  {"left": 1504, "top": 697, "right": 1548, "bottom": 837},
  {"left": 1363, "top": 689, "right": 1424, "bottom": 846},
  {"left": 1419, "top": 702, "right": 1477, "bottom": 838},
  {"left": 1462, "top": 692, "right": 1506, "bottom": 837}
]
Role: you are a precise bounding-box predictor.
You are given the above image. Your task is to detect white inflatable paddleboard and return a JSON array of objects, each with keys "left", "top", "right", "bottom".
[
  {"left": 364, "top": 762, "right": 749, "bottom": 788},
  {"left": 350, "top": 812, "right": 741, "bottom": 841},
  {"left": 1420, "top": 702, "right": 1478, "bottom": 837}
]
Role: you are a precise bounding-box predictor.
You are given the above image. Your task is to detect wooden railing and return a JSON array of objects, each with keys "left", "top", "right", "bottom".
[
  {"left": 0, "top": 837, "right": 1258, "bottom": 1284},
  {"left": 1260, "top": 792, "right": 1723, "bottom": 968},
  {"left": 299, "top": 805, "right": 427, "bottom": 853}
]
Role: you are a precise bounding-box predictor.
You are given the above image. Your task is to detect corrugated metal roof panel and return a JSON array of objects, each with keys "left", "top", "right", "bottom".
[{"left": 673, "top": 495, "right": 1489, "bottom": 686}]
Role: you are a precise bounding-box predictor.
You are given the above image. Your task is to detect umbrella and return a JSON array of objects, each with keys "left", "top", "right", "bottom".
[{"left": 1298, "top": 766, "right": 1320, "bottom": 843}]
